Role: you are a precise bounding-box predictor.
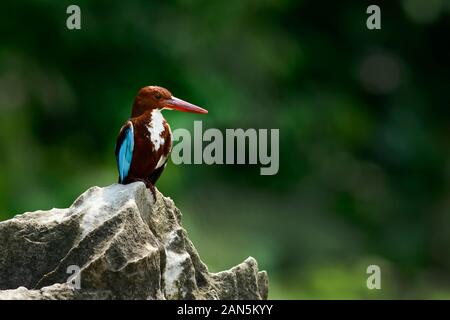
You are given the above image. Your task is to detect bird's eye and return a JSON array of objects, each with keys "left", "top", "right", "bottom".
[{"left": 154, "top": 92, "right": 162, "bottom": 100}]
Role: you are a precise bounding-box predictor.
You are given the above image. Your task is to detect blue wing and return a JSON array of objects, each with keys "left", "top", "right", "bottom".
[{"left": 115, "top": 122, "right": 134, "bottom": 183}]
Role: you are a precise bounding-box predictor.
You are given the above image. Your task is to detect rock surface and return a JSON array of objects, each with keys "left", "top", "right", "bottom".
[{"left": 0, "top": 183, "right": 268, "bottom": 300}]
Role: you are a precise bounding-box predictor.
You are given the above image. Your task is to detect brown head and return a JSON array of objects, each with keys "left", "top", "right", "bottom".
[{"left": 131, "top": 86, "right": 208, "bottom": 117}]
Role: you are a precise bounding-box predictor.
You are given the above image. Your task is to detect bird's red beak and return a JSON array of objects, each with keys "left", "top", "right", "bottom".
[{"left": 163, "top": 96, "right": 208, "bottom": 114}]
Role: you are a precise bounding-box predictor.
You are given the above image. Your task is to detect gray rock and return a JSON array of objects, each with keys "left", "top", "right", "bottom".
[{"left": 0, "top": 183, "right": 268, "bottom": 300}]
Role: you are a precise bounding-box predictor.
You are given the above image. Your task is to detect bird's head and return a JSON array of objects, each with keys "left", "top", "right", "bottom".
[{"left": 131, "top": 86, "right": 208, "bottom": 117}]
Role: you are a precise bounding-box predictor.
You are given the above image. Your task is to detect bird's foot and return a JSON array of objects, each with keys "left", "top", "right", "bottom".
[
  {"left": 147, "top": 182, "right": 157, "bottom": 202},
  {"left": 131, "top": 178, "right": 156, "bottom": 202}
]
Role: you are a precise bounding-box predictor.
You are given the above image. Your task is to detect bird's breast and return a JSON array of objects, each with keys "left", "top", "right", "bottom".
[{"left": 132, "top": 109, "right": 172, "bottom": 173}]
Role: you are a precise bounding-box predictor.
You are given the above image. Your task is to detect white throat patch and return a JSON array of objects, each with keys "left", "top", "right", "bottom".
[{"left": 146, "top": 109, "right": 165, "bottom": 151}]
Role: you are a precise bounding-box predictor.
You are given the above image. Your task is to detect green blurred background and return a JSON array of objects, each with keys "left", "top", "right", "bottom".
[{"left": 1, "top": 0, "right": 450, "bottom": 299}]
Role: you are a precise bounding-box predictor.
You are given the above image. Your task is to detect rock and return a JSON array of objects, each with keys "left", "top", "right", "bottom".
[{"left": 0, "top": 183, "right": 268, "bottom": 300}]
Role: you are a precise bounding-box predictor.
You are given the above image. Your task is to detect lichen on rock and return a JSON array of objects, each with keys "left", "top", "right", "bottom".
[{"left": 0, "top": 182, "right": 268, "bottom": 300}]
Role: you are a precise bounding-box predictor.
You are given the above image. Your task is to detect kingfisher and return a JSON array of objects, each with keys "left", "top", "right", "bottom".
[{"left": 115, "top": 86, "right": 208, "bottom": 198}]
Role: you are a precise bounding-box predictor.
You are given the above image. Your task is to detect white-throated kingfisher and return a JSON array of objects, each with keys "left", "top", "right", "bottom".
[{"left": 115, "top": 86, "right": 208, "bottom": 198}]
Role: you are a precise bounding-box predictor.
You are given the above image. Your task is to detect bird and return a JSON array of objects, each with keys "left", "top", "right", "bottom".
[{"left": 115, "top": 86, "right": 208, "bottom": 198}]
